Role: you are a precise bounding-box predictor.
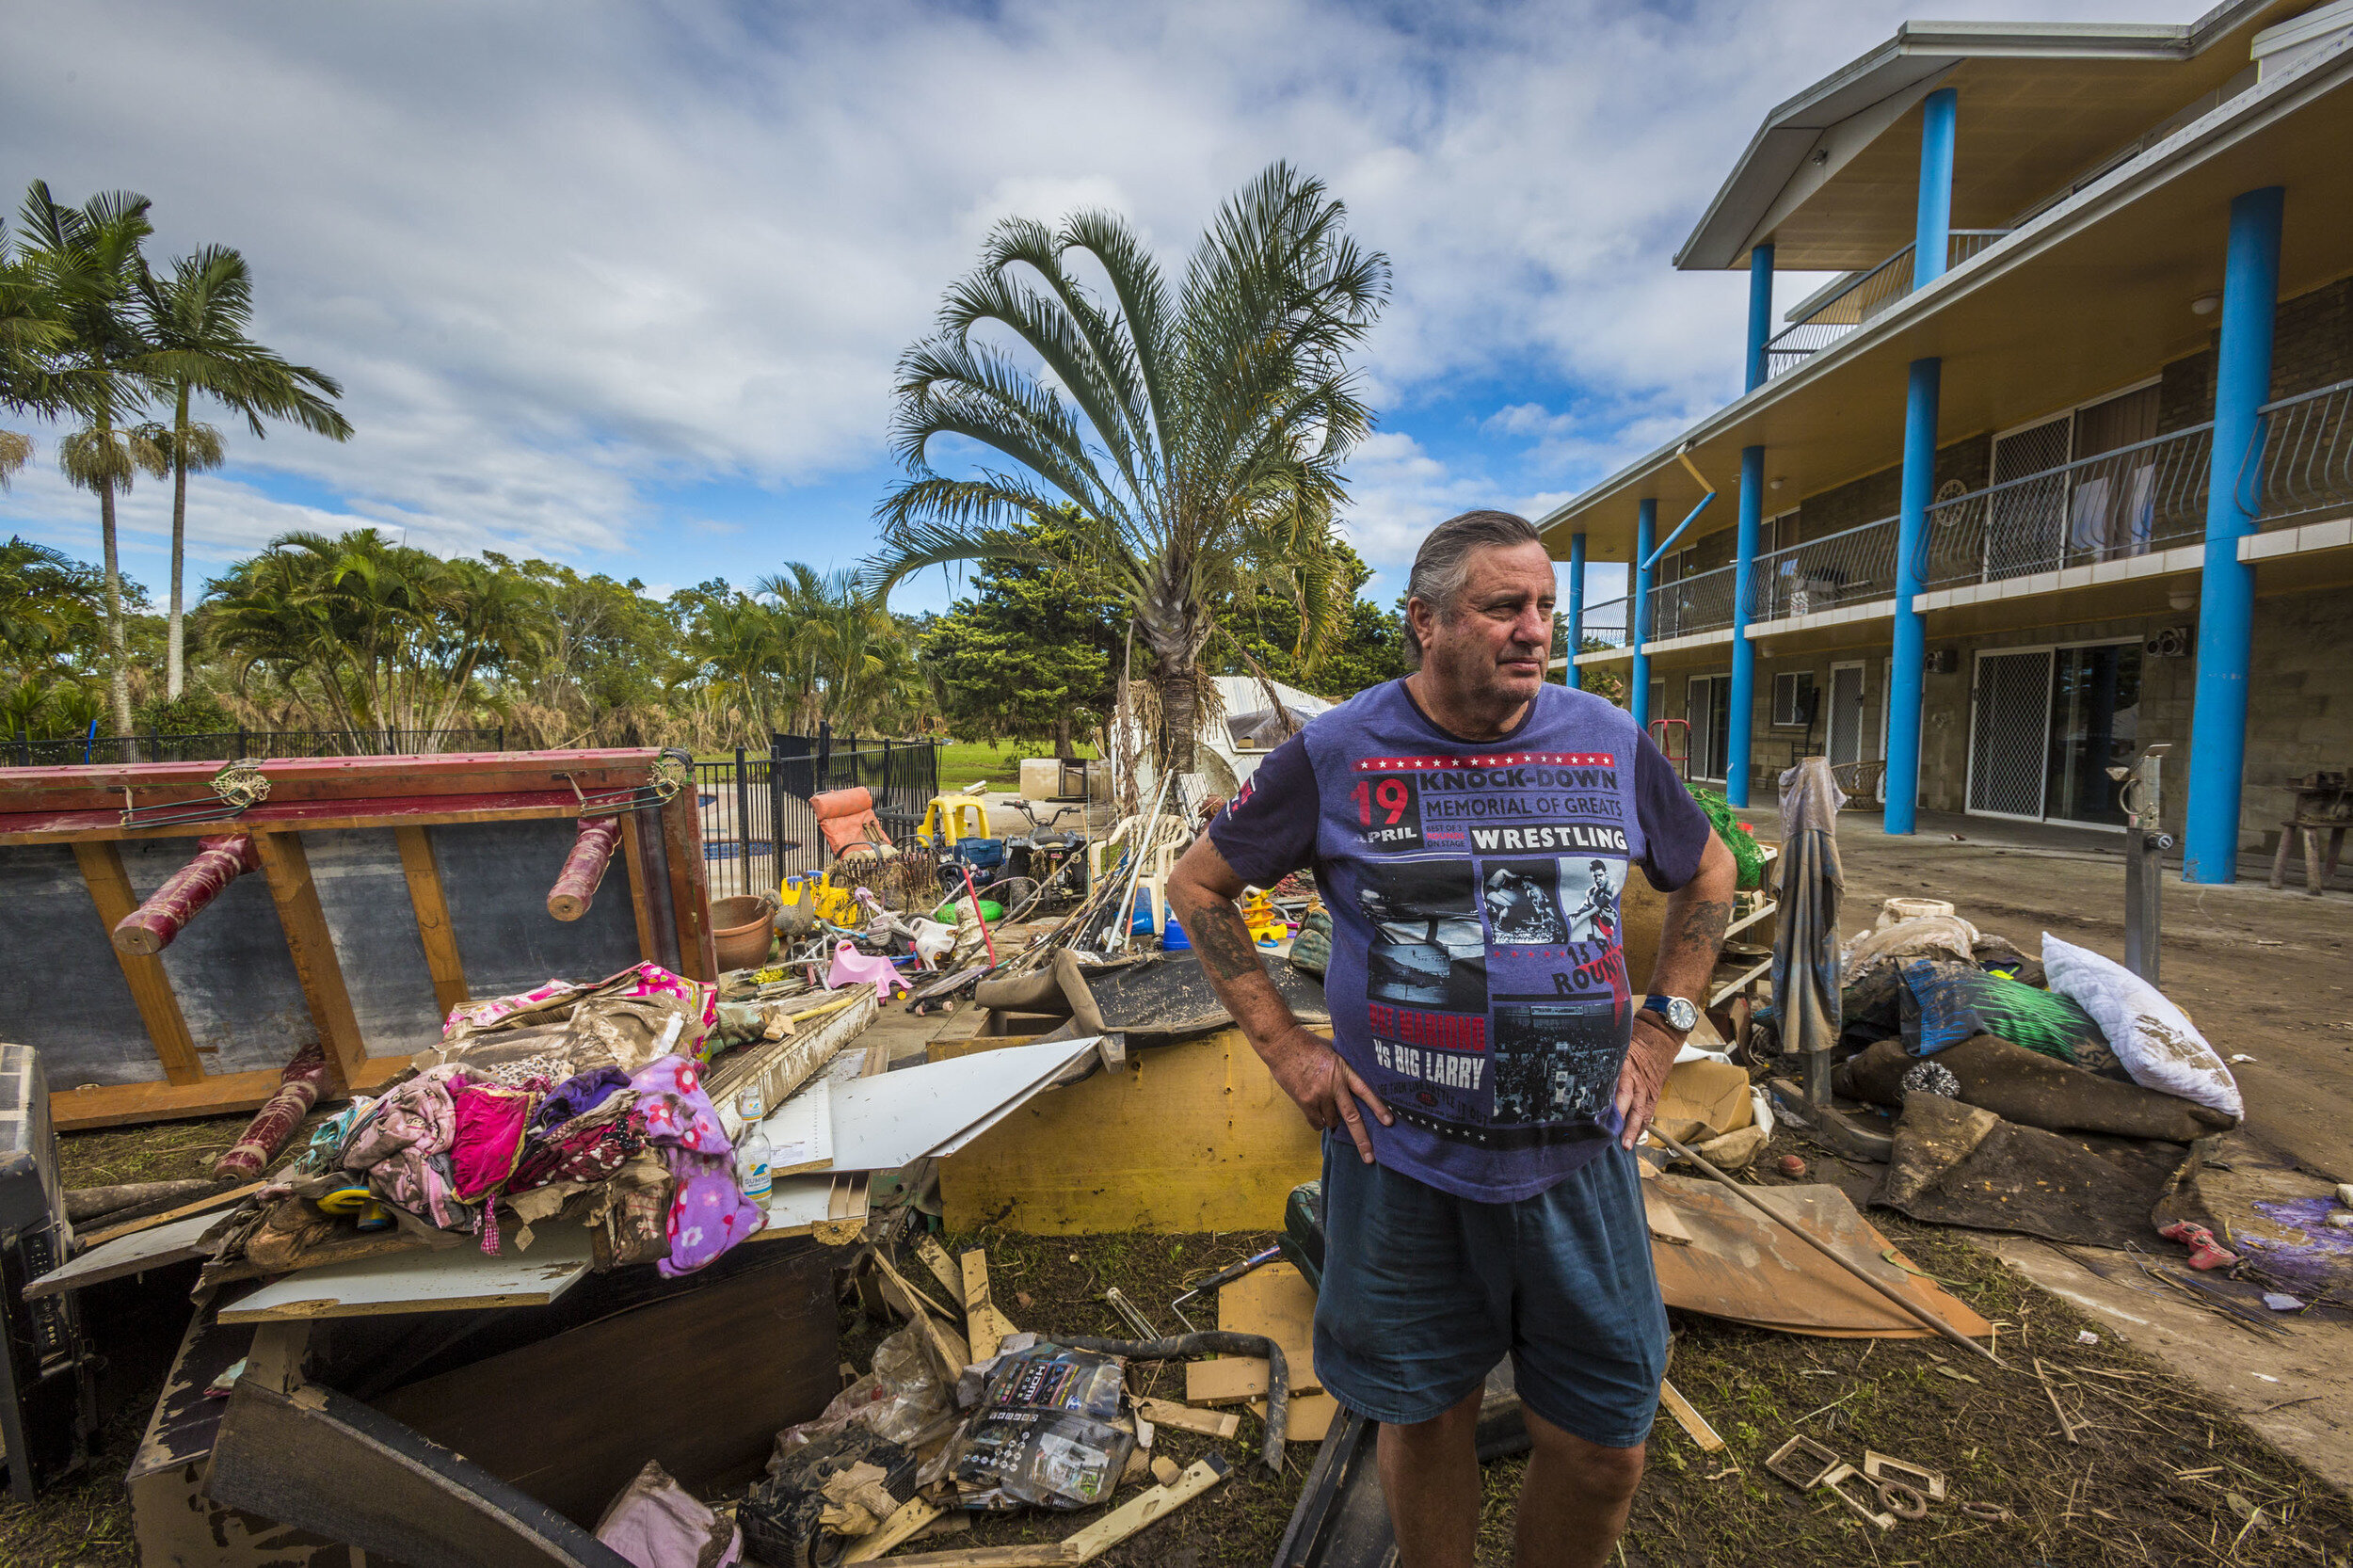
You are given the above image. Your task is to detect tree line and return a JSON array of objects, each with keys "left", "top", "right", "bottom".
[{"left": 1, "top": 165, "right": 1522, "bottom": 762}]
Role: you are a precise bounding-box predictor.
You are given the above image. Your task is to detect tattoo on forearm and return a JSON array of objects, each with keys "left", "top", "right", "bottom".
[
  {"left": 1670, "top": 899, "right": 1733, "bottom": 959},
  {"left": 1189, "top": 901, "right": 1266, "bottom": 984}
]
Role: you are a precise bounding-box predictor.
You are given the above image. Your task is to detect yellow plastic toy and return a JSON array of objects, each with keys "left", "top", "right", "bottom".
[
  {"left": 783, "top": 868, "right": 864, "bottom": 928},
  {"left": 1240, "top": 889, "right": 1289, "bottom": 947},
  {"left": 915, "top": 793, "right": 992, "bottom": 854}
]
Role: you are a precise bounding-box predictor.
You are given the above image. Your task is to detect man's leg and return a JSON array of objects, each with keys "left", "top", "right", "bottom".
[
  {"left": 1513, "top": 1404, "right": 1644, "bottom": 1568},
  {"left": 1377, "top": 1385, "right": 1484, "bottom": 1568}
]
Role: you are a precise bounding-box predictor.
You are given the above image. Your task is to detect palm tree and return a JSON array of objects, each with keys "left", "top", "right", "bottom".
[
  {"left": 13, "top": 182, "right": 160, "bottom": 739},
  {"left": 136, "top": 245, "right": 352, "bottom": 700},
  {"left": 0, "top": 227, "right": 66, "bottom": 488},
  {"left": 865, "top": 162, "right": 1387, "bottom": 771}
]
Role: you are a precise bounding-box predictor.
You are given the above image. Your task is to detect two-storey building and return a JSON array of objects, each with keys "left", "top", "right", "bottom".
[{"left": 1541, "top": 0, "right": 2353, "bottom": 882}]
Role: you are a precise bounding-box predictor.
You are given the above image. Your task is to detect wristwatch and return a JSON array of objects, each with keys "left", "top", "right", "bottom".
[{"left": 1640, "top": 994, "right": 1699, "bottom": 1036}]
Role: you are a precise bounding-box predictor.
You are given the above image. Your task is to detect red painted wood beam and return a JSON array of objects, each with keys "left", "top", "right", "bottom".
[
  {"left": 111, "top": 832, "right": 263, "bottom": 955},
  {"left": 547, "top": 816, "right": 624, "bottom": 921}
]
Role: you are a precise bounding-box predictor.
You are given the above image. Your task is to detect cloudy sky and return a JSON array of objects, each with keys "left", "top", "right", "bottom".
[{"left": 4, "top": 0, "right": 2178, "bottom": 614}]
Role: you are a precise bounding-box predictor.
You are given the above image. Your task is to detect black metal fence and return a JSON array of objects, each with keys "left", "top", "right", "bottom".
[
  {"left": 5, "top": 727, "right": 506, "bottom": 768},
  {"left": 695, "top": 732, "right": 944, "bottom": 902}
]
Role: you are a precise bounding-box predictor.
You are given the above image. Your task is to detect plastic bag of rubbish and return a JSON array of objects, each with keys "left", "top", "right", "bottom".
[
  {"left": 2042, "top": 933, "right": 2242, "bottom": 1121},
  {"left": 772, "top": 1324, "right": 955, "bottom": 1463},
  {"left": 952, "top": 1340, "right": 1134, "bottom": 1511}
]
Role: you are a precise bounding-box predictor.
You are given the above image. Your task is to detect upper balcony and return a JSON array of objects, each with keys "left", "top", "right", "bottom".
[
  {"left": 1763, "top": 231, "right": 2007, "bottom": 381},
  {"left": 1572, "top": 373, "right": 2353, "bottom": 658}
]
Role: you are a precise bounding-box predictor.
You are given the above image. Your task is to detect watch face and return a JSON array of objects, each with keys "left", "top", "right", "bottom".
[{"left": 1665, "top": 996, "right": 1698, "bottom": 1032}]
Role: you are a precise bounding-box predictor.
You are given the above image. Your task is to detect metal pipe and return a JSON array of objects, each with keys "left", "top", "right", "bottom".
[
  {"left": 1745, "top": 244, "right": 1775, "bottom": 392},
  {"left": 1641, "top": 448, "right": 1718, "bottom": 569},
  {"left": 1630, "top": 501, "right": 1657, "bottom": 732},
  {"left": 1884, "top": 356, "right": 1939, "bottom": 836}
]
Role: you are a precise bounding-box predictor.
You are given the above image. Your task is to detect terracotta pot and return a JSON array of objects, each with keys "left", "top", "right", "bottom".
[{"left": 711, "top": 894, "right": 776, "bottom": 971}]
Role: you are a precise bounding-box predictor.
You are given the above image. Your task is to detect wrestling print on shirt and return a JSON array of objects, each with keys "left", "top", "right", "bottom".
[
  {"left": 1343, "top": 750, "right": 1635, "bottom": 1146},
  {"left": 1355, "top": 860, "right": 1486, "bottom": 1014}
]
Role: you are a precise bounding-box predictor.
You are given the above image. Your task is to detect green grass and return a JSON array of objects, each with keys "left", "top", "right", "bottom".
[{"left": 938, "top": 741, "right": 1098, "bottom": 792}]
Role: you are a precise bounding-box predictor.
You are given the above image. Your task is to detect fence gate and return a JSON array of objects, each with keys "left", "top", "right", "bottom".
[{"left": 1966, "top": 649, "right": 2054, "bottom": 819}]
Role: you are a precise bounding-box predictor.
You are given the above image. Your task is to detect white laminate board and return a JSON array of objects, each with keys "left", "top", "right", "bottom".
[
  {"left": 828, "top": 1039, "right": 1095, "bottom": 1172},
  {"left": 216, "top": 1223, "right": 594, "bottom": 1322},
  {"left": 760, "top": 1175, "right": 840, "bottom": 1237},
  {"left": 25, "top": 1211, "right": 222, "bottom": 1299},
  {"left": 757, "top": 1076, "right": 834, "bottom": 1176}
]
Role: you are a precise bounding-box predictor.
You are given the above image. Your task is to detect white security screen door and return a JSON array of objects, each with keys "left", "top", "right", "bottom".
[
  {"left": 1827, "top": 663, "right": 1868, "bottom": 767},
  {"left": 1967, "top": 649, "right": 2056, "bottom": 819}
]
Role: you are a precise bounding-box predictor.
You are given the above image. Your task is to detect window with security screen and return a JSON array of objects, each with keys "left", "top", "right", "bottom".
[{"left": 1772, "top": 670, "right": 1816, "bottom": 728}]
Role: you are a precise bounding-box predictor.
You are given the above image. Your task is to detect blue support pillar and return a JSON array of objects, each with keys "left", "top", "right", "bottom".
[
  {"left": 1726, "top": 444, "right": 1765, "bottom": 807},
  {"left": 1564, "top": 532, "right": 1586, "bottom": 690},
  {"left": 2184, "top": 186, "right": 2285, "bottom": 885},
  {"left": 1745, "top": 245, "right": 1775, "bottom": 392},
  {"left": 1630, "top": 501, "right": 1657, "bottom": 732},
  {"left": 1886, "top": 358, "right": 1940, "bottom": 836},
  {"left": 1913, "top": 88, "right": 1957, "bottom": 289}
]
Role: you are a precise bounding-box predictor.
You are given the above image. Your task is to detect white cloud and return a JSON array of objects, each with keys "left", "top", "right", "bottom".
[{"left": 1, "top": 0, "right": 2195, "bottom": 585}]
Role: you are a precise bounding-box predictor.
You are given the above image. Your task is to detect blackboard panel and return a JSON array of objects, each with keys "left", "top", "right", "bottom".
[
  {"left": 307, "top": 828, "right": 446, "bottom": 1059},
  {"left": 439, "top": 819, "right": 640, "bottom": 1002},
  {"left": 120, "top": 837, "right": 314, "bottom": 1077},
  {"left": 0, "top": 845, "right": 157, "bottom": 1089}
]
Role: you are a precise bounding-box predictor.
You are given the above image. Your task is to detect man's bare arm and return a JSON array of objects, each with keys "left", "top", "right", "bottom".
[
  {"left": 1166, "top": 834, "right": 1391, "bottom": 1160},
  {"left": 1645, "top": 832, "right": 1737, "bottom": 1001}
]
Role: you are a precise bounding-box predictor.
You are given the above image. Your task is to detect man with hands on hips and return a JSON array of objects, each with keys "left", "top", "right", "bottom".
[{"left": 1167, "top": 509, "right": 1737, "bottom": 1568}]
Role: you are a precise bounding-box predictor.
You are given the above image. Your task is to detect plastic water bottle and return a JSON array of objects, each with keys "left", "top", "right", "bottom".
[{"left": 734, "top": 1088, "right": 774, "bottom": 1203}]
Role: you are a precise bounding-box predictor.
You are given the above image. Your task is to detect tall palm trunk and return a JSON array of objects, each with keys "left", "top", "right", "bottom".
[
  {"left": 167, "top": 383, "right": 189, "bottom": 700},
  {"left": 94, "top": 411, "right": 135, "bottom": 750}
]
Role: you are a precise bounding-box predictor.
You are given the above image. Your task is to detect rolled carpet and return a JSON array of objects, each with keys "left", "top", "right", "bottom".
[{"left": 214, "top": 1043, "right": 332, "bottom": 1181}]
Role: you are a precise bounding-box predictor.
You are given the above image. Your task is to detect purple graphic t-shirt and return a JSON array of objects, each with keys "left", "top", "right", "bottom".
[{"left": 1209, "top": 679, "right": 1713, "bottom": 1202}]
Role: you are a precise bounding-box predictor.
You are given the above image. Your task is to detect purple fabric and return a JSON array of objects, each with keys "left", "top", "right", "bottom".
[
  {"left": 626, "top": 1054, "right": 763, "bottom": 1276},
  {"left": 1206, "top": 679, "right": 1716, "bottom": 1203},
  {"left": 533, "top": 1066, "right": 630, "bottom": 1134}
]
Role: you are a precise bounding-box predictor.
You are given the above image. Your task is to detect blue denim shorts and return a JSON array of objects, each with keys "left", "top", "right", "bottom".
[{"left": 1312, "top": 1137, "right": 1668, "bottom": 1448}]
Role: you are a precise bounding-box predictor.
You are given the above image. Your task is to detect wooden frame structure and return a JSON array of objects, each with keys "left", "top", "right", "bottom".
[{"left": 0, "top": 750, "right": 716, "bottom": 1130}]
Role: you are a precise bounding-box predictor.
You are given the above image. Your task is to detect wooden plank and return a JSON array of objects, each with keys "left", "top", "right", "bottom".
[
  {"left": 394, "top": 824, "right": 469, "bottom": 1022},
  {"left": 0, "top": 749, "right": 662, "bottom": 814},
  {"left": 49, "top": 1054, "right": 410, "bottom": 1132},
  {"left": 1133, "top": 1398, "right": 1241, "bottom": 1440},
  {"left": 1058, "top": 1454, "right": 1229, "bottom": 1561},
  {"left": 914, "top": 1233, "right": 965, "bottom": 1299},
  {"left": 217, "top": 1224, "right": 594, "bottom": 1322},
  {"left": 254, "top": 831, "right": 369, "bottom": 1094},
  {"left": 78, "top": 1180, "right": 262, "bottom": 1248},
  {"left": 961, "top": 1248, "right": 1011, "bottom": 1363},
  {"left": 24, "top": 1210, "right": 223, "bottom": 1299},
  {"left": 1644, "top": 1185, "right": 1694, "bottom": 1246},
  {"left": 72, "top": 840, "right": 205, "bottom": 1085},
  {"left": 618, "top": 810, "right": 659, "bottom": 964},
  {"left": 1657, "top": 1378, "right": 1724, "bottom": 1452},
  {"left": 939, "top": 1024, "right": 1321, "bottom": 1236},
  {"left": 660, "top": 790, "right": 716, "bottom": 983},
  {"left": 4, "top": 797, "right": 589, "bottom": 844},
  {"left": 1248, "top": 1392, "right": 1339, "bottom": 1442},
  {"left": 842, "top": 1496, "right": 943, "bottom": 1564}
]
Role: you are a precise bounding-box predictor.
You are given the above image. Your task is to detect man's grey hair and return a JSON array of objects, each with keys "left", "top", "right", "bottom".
[{"left": 1402, "top": 509, "right": 1545, "bottom": 665}]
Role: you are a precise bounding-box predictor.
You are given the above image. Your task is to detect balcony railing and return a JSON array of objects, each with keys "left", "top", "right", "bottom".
[
  {"left": 2255, "top": 376, "right": 2353, "bottom": 527},
  {"left": 1921, "top": 424, "right": 2216, "bottom": 589},
  {"left": 1649, "top": 562, "right": 1737, "bottom": 640},
  {"left": 1763, "top": 231, "right": 2009, "bottom": 381},
  {"left": 1602, "top": 376, "right": 2350, "bottom": 650},
  {"left": 1574, "top": 596, "right": 1629, "bottom": 650},
  {"left": 1747, "top": 515, "right": 1900, "bottom": 621}
]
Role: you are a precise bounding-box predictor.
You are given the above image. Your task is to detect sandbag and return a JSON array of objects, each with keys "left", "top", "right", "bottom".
[
  {"left": 2041, "top": 934, "right": 2241, "bottom": 1121},
  {"left": 1836, "top": 1035, "right": 2235, "bottom": 1143},
  {"left": 1897, "top": 959, "right": 2105, "bottom": 1064},
  {"left": 1876, "top": 1092, "right": 2186, "bottom": 1248}
]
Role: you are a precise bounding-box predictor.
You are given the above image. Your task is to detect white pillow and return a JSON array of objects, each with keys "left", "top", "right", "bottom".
[{"left": 2041, "top": 932, "right": 2241, "bottom": 1121}]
